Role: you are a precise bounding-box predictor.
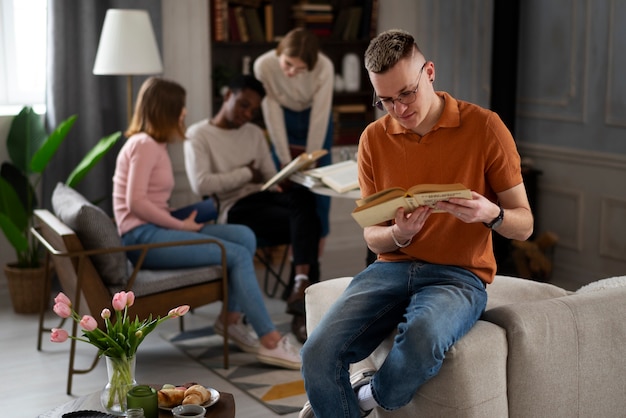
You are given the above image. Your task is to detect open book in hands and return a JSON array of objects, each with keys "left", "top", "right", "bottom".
[
  {"left": 351, "top": 183, "right": 472, "bottom": 228},
  {"left": 261, "top": 149, "right": 328, "bottom": 191}
]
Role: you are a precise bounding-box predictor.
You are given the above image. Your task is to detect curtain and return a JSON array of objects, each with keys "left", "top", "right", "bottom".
[{"left": 44, "top": 0, "right": 162, "bottom": 214}]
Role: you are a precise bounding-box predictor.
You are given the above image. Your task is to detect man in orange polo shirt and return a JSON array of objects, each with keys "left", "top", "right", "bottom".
[{"left": 299, "top": 29, "right": 534, "bottom": 417}]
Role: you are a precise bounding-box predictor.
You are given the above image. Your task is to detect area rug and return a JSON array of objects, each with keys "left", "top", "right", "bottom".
[{"left": 163, "top": 322, "right": 307, "bottom": 415}]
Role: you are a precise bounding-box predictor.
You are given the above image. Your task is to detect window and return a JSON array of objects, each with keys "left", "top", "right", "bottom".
[{"left": 0, "top": 0, "right": 47, "bottom": 113}]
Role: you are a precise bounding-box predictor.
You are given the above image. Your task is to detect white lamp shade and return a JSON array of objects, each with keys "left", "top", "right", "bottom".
[{"left": 93, "top": 9, "right": 163, "bottom": 75}]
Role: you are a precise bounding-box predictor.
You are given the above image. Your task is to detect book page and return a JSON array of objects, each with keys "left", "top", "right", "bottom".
[
  {"left": 305, "top": 160, "right": 356, "bottom": 178},
  {"left": 351, "top": 195, "right": 415, "bottom": 227},
  {"left": 321, "top": 164, "right": 359, "bottom": 193},
  {"left": 261, "top": 149, "right": 328, "bottom": 191},
  {"left": 355, "top": 187, "right": 407, "bottom": 207},
  {"left": 310, "top": 160, "right": 359, "bottom": 193},
  {"left": 351, "top": 183, "right": 471, "bottom": 227}
]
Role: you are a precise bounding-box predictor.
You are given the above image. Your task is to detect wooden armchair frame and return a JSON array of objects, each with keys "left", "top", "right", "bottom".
[{"left": 32, "top": 209, "right": 229, "bottom": 395}]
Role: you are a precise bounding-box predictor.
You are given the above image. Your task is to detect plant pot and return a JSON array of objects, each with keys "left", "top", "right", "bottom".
[{"left": 3, "top": 262, "right": 51, "bottom": 314}]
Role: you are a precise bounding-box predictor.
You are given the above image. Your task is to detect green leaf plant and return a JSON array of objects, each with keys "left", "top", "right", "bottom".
[{"left": 0, "top": 106, "right": 122, "bottom": 268}]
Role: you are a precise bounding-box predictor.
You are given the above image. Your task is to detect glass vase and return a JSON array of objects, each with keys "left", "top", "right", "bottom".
[{"left": 100, "top": 355, "right": 137, "bottom": 416}]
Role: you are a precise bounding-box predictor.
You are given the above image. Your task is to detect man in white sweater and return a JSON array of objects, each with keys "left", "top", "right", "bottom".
[{"left": 184, "top": 75, "right": 321, "bottom": 343}]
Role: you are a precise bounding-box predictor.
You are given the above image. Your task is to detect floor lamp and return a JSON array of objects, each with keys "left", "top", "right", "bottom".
[{"left": 93, "top": 9, "right": 163, "bottom": 124}]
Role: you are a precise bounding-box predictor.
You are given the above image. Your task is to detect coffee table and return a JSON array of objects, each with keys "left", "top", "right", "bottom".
[{"left": 38, "top": 389, "right": 235, "bottom": 418}]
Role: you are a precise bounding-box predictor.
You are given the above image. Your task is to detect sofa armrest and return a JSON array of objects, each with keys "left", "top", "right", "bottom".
[{"left": 483, "top": 287, "right": 626, "bottom": 418}]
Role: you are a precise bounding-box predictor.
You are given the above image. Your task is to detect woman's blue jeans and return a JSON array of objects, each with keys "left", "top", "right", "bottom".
[
  {"left": 301, "top": 261, "right": 487, "bottom": 417},
  {"left": 122, "top": 223, "right": 276, "bottom": 338}
]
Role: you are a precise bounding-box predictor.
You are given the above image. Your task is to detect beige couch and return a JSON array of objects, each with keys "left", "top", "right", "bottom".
[{"left": 305, "top": 275, "right": 626, "bottom": 417}]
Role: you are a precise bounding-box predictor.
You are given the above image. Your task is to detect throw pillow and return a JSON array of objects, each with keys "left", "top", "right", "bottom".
[
  {"left": 51, "top": 182, "right": 128, "bottom": 286},
  {"left": 576, "top": 275, "right": 626, "bottom": 293}
]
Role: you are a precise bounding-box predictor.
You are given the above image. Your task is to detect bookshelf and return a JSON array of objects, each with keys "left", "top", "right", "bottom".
[{"left": 209, "top": 0, "right": 378, "bottom": 145}]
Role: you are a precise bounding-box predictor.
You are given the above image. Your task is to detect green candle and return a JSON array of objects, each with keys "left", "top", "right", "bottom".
[{"left": 127, "top": 385, "right": 158, "bottom": 418}]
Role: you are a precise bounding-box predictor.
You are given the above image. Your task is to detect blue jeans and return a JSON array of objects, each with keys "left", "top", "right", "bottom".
[
  {"left": 301, "top": 261, "right": 487, "bottom": 417},
  {"left": 283, "top": 107, "right": 333, "bottom": 237},
  {"left": 122, "top": 223, "right": 276, "bottom": 338}
]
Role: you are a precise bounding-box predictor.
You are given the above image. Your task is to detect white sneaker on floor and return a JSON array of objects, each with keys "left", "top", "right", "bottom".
[
  {"left": 213, "top": 316, "right": 260, "bottom": 354},
  {"left": 257, "top": 333, "right": 302, "bottom": 370},
  {"left": 299, "top": 401, "right": 314, "bottom": 418},
  {"left": 298, "top": 367, "right": 377, "bottom": 418}
]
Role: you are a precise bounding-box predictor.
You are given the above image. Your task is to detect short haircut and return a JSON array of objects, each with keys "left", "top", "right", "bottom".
[
  {"left": 364, "top": 29, "right": 421, "bottom": 74},
  {"left": 229, "top": 74, "right": 266, "bottom": 99},
  {"left": 276, "top": 28, "right": 319, "bottom": 70}
]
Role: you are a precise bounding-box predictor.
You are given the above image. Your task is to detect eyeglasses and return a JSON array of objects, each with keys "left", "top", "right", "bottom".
[{"left": 372, "top": 62, "right": 427, "bottom": 111}]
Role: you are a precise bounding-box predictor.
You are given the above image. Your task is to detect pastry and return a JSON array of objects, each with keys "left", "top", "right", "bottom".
[
  {"left": 157, "top": 388, "right": 185, "bottom": 408},
  {"left": 182, "top": 384, "right": 211, "bottom": 405}
]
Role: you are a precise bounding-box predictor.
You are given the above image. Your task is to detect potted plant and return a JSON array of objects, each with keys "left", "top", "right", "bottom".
[{"left": 0, "top": 106, "right": 121, "bottom": 313}]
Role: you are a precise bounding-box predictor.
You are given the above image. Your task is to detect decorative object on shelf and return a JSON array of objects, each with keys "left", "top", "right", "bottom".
[
  {"left": 342, "top": 53, "right": 360, "bottom": 92},
  {"left": 50, "top": 291, "right": 189, "bottom": 416},
  {"left": 93, "top": 9, "right": 163, "bottom": 123}
]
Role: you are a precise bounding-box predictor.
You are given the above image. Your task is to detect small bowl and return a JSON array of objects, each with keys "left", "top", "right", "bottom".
[{"left": 171, "top": 404, "right": 206, "bottom": 418}]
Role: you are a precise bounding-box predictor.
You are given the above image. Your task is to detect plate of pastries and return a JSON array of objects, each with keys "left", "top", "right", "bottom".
[{"left": 157, "top": 382, "right": 219, "bottom": 410}]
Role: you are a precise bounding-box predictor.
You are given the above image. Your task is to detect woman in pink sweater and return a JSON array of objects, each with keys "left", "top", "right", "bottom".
[{"left": 112, "top": 77, "right": 300, "bottom": 370}]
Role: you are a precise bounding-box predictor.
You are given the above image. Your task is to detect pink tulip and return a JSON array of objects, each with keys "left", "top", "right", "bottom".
[
  {"left": 54, "top": 292, "right": 72, "bottom": 307},
  {"left": 50, "top": 328, "right": 69, "bottom": 343},
  {"left": 168, "top": 305, "right": 190, "bottom": 318},
  {"left": 53, "top": 302, "right": 72, "bottom": 319},
  {"left": 80, "top": 315, "right": 98, "bottom": 331},
  {"left": 101, "top": 308, "right": 111, "bottom": 320},
  {"left": 126, "top": 291, "right": 135, "bottom": 307},
  {"left": 112, "top": 292, "right": 128, "bottom": 311}
]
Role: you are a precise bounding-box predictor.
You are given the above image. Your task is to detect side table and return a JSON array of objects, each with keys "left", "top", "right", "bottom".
[{"left": 38, "top": 391, "right": 235, "bottom": 418}]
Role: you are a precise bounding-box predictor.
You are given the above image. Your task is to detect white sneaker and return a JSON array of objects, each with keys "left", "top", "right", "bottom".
[
  {"left": 298, "top": 367, "right": 376, "bottom": 418},
  {"left": 213, "top": 316, "right": 260, "bottom": 354},
  {"left": 257, "top": 334, "right": 302, "bottom": 370},
  {"left": 299, "top": 401, "right": 314, "bottom": 418}
]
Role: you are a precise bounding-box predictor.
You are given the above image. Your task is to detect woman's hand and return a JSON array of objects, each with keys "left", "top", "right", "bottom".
[{"left": 180, "top": 210, "right": 203, "bottom": 231}]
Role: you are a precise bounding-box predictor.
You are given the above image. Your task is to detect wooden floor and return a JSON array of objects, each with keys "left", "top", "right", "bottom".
[{"left": 0, "top": 196, "right": 368, "bottom": 418}]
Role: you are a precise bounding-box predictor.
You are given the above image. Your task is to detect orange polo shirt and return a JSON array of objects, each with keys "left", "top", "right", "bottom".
[{"left": 358, "top": 92, "right": 523, "bottom": 283}]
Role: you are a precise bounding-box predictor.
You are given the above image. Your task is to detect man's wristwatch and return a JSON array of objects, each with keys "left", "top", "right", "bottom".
[{"left": 483, "top": 205, "right": 504, "bottom": 229}]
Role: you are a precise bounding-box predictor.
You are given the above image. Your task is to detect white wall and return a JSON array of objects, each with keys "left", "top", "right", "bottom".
[{"left": 161, "top": 0, "right": 211, "bottom": 208}]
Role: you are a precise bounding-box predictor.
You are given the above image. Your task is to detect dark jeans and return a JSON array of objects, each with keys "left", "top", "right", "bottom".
[{"left": 227, "top": 187, "right": 321, "bottom": 269}]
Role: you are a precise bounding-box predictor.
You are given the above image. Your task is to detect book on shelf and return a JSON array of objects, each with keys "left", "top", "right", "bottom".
[
  {"left": 304, "top": 160, "right": 359, "bottom": 193},
  {"left": 212, "top": 0, "right": 229, "bottom": 41},
  {"left": 227, "top": 7, "right": 241, "bottom": 41},
  {"left": 333, "top": 103, "right": 367, "bottom": 113},
  {"left": 233, "top": 6, "right": 249, "bottom": 42},
  {"left": 264, "top": 3, "right": 274, "bottom": 42},
  {"left": 351, "top": 183, "right": 472, "bottom": 228},
  {"left": 261, "top": 149, "right": 328, "bottom": 191},
  {"left": 229, "top": 0, "right": 262, "bottom": 6},
  {"left": 243, "top": 7, "right": 265, "bottom": 42},
  {"left": 343, "top": 6, "right": 363, "bottom": 41}
]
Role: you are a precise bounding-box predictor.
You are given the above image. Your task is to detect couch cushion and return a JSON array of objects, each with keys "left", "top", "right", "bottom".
[
  {"left": 109, "top": 265, "right": 223, "bottom": 297},
  {"left": 485, "top": 275, "right": 571, "bottom": 310},
  {"left": 51, "top": 182, "right": 128, "bottom": 286}
]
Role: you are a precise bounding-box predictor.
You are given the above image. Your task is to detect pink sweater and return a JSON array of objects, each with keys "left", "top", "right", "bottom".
[{"left": 112, "top": 133, "right": 185, "bottom": 236}]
